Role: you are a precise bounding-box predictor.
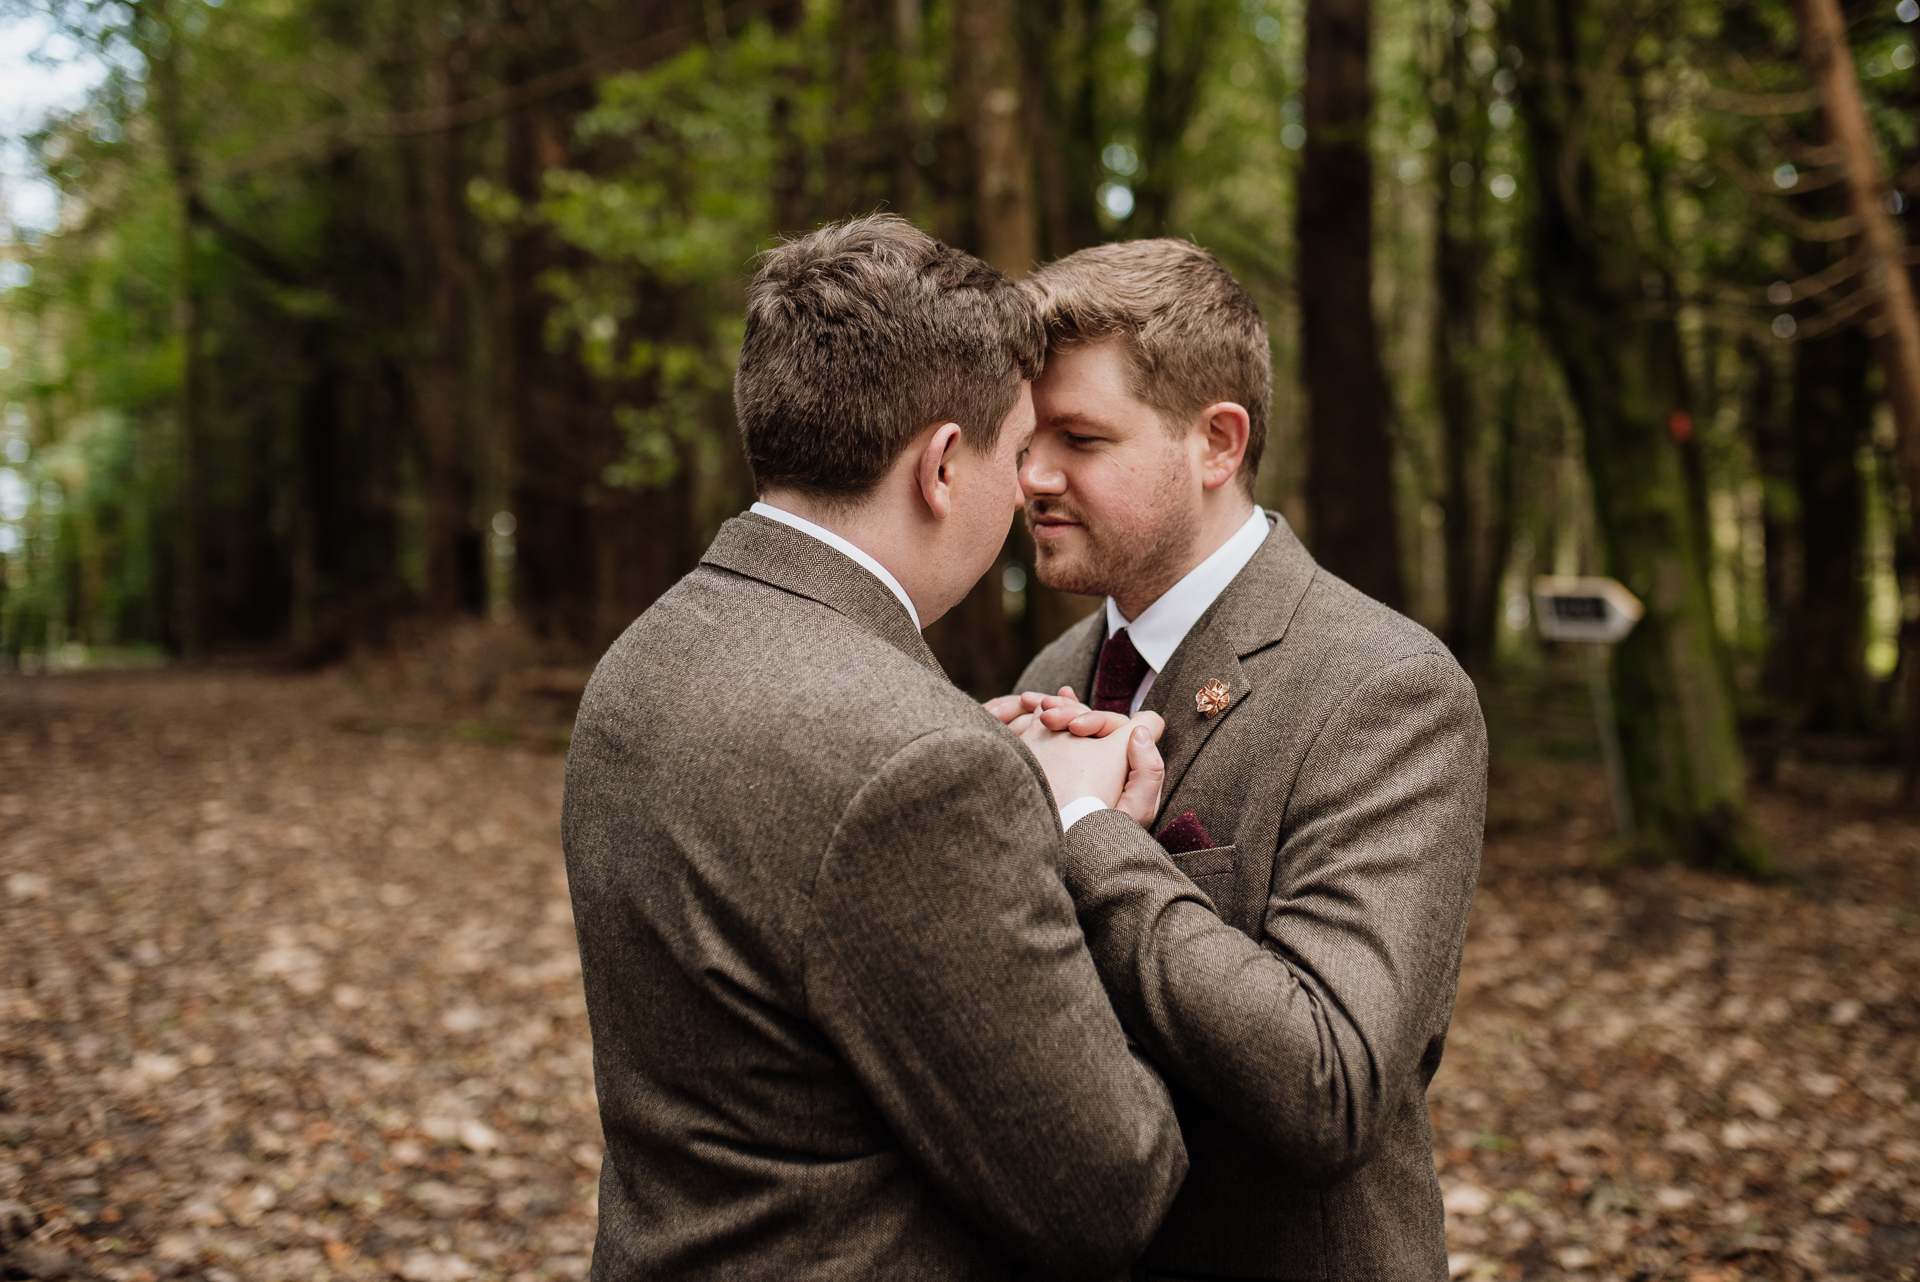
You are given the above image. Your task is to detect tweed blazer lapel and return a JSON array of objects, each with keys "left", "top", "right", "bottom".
[
  {"left": 701, "top": 513, "right": 944, "bottom": 675},
  {"left": 1141, "top": 626, "right": 1249, "bottom": 810},
  {"left": 1142, "top": 514, "right": 1317, "bottom": 806}
]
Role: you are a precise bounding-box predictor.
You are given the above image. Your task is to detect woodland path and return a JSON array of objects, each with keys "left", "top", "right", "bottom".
[{"left": 1, "top": 669, "right": 1917, "bottom": 1281}]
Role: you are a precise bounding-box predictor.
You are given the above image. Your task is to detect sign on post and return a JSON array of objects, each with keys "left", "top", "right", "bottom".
[
  {"left": 1532, "top": 576, "right": 1644, "bottom": 840},
  {"left": 1533, "top": 576, "right": 1644, "bottom": 644}
]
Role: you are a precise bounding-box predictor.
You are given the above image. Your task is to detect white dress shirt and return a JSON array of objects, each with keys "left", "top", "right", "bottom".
[
  {"left": 750, "top": 501, "right": 922, "bottom": 630},
  {"left": 1105, "top": 506, "right": 1270, "bottom": 714},
  {"left": 749, "top": 501, "right": 1105, "bottom": 830}
]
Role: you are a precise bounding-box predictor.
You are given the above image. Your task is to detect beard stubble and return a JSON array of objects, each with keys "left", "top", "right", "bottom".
[{"left": 1024, "top": 457, "right": 1199, "bottom": 606}]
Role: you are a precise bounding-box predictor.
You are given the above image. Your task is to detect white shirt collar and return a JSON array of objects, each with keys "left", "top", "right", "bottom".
[
  {"left": 749, "top": 501, "right": 923, "bottom": 631},
  {"left": 1106, "top": 506, "right": 1269, "bottom": 674}
]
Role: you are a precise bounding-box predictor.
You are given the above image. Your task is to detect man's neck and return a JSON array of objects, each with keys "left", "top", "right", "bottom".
[
  {"left": 756, "top": 488, "right": 930, "bottom": 618},
  {"left": 1113, "top": 496, "right": 1257, "bottom": 621}
]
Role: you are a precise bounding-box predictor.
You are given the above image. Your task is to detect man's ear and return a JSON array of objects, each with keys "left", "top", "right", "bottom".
[
  {"left": 915, "top": 422, "right": 964, "bottom": 520},
  {"left": 1197, "top": 402, "right": 1251, "bottom": 492}
]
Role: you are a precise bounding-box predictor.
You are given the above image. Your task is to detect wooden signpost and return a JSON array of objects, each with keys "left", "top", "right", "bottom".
[{"left": 1534, "top": 576, "right": 1645, "bottom": 839}]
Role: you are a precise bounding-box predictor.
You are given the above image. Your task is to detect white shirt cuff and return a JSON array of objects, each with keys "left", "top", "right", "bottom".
[{"left": 1059, "top": 796, "right": 1108, "bottom": 831}]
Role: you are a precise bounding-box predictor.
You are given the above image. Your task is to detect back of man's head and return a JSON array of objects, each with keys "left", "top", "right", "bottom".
[
  {"left": 1021, "top": 240, "right": 1271, "bottom": 495},
  {"left": 737, "top": 214, "right": 1045, "bottom": 504}
]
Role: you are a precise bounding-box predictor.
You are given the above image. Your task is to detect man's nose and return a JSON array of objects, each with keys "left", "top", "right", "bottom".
[{"left": 1019, "top": 444, "right": 1064, "bottom": 498}]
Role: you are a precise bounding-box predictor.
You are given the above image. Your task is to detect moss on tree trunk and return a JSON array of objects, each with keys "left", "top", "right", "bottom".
[{"left": 1510, "top": 0, "right": 1771, "bottom": 875}]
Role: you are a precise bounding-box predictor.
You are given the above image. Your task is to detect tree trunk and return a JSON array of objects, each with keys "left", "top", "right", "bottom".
[
  {"left": 418, "top": 12, "right": 477, "bottom": 620},
  {"left": 1510, "top": 0, "right": 1769, "bottom": 873},
  {"left": 502, "top": 13, "right": 599, "bottom": 651},
  {"left": 1790, "top": 0, "right": 1920, "bottom": 791},
  {"left": 1786, "top": 312, "right": 1872, "bottom": 732},
  {"left": 1299, "top": 0, "right": 1406, "bottom": 610},
  {"left": 289, "top": 361, "right": 329, "bottom": 655},
  {"left": 1897, "top": 58, "right": 1920, "bottom": 763},
  {"left": 1473, "top": 316, "right": 1525, "bottom": 665},
  {"left": 823, "top": 0, "right": 913, "bottom": 220},
  {"left": 1739, "top": 334, "right": 1795, "bottom": 711},
  {"left": 147, "top": 0, "right": 206, "bottom": 657},
  {"left": 1131, "top": 0, "right": 1233, "bottom": 235},
  {"left": 1624, "top": 64, "right": 1732, "bottom": 701},
  {"left": 1019, "top": 0, "right": 1104, "bottom": 258},
  {"left": 892, "top": 0, "right": 923, "bottom": 222},
  {"left": 1433, "top": 9, "right": 1487, "bottom": 664},
  {"left": 921, "top": 0, "right": 1034, "bottom": 694},
  {"left": 769, "top": 0, "right": 811, "bottom": 233},
  {"left": 959, "top": 0, "right": 1038, "bottom": 277},
  {"left": 501, "top": 3, "right": 696, "bottom": 653}
]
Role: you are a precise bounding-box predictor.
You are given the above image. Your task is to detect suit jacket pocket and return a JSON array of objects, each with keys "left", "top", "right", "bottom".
[{"left": 1171, "top": 843, "right": 1236, "bottom": 881}]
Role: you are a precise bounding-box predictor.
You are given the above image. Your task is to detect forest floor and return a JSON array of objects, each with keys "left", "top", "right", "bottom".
[{"left": 2, "top": 657, "right": 1918, "bottom": 1282}]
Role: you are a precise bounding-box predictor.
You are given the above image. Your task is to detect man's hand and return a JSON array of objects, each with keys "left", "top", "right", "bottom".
[
  {"left": 986, "top": 687, "right": 1135, "bottom": 739},
  {"left": 981, "top": 691, "right": 1037, "bottom": 725},
  {"left": 1020, "top": 711, "right": 1166, "bottom": 828},
  {"left": 984, "top": 686, "right": 1083, "bottom": 728}
]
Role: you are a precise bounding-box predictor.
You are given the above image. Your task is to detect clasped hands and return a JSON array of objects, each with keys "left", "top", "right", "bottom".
[{"left": 984, "top": 688, "right": 1165, "bottom": 827}]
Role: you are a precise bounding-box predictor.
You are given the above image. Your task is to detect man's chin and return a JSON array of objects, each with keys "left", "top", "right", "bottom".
[{"left": 1031, "top": 548, "right": 1110, "bottom": 600}]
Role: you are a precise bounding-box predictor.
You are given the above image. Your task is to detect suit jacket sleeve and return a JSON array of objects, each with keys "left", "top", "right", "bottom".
[
  {"left": 806, "top": 725, "right": 1189, "bottom": 1276},
  {"left": 1058, "top": 652, "right": 1486, "bottom": 1185}
]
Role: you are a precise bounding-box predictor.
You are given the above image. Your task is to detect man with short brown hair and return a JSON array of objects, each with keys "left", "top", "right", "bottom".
[
  {"left": 735, "top": 215, "right": 1045, "bottom": 500},
  {"left": 565, "top": 215, "right": 1191, "bottom": 1281},
  {"left": 1017, "top": 239, "right": 1272, "bottom": 501},
  {"left": 992, "top": 239, "right": 1486, "bottom": 1281}
]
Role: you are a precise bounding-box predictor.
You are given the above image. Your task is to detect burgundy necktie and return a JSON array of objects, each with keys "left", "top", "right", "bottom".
[
  {"left": 1092, "top": 628, "right": 1215, "bottom": 855},
  {"left": 1091, "top": 627, "right": 1151, "bottom": 714}
]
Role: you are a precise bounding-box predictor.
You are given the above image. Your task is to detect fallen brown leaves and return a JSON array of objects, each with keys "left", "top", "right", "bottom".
[
  {"left": 1, "top": 669, "right": 1916, "bottom": 1281},
  {"left": 3, "top": 670, "right": 594, "bottom": 1282},
  {"left": 1433, "top": 759, "right": 1920, "bottom": 1281}
]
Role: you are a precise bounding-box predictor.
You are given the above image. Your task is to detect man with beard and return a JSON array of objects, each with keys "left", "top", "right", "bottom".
[
  {"left": 565, "top": 217, "right": 1191, "bottom": 1280},
  {"left": 987, "top": 240, "right": 1486, "bottom": 1281}
]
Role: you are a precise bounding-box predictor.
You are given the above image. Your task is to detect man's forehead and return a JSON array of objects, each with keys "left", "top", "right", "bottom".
[
  {"left": 1035, "top": 342, "right": 1147, "bottom": 401},
  {"left": 1035, "top": 406, "right": 1115, "bottom": 431},
  {"left": 1032, "top": 373, "right": 1144, "bottom": 431}
]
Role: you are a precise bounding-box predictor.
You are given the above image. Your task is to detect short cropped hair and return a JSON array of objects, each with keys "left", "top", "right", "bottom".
[
  {"left": 736, "top": 215, "right": 1046, "bottom": 502},
  {"left": 1021, "top": 240, "right": 1271, "bottom": 495}
]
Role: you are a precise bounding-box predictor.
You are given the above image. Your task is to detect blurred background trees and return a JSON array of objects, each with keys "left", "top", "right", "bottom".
[{"left": 1, "top": 0, "right": 1918, "bottom": 869}]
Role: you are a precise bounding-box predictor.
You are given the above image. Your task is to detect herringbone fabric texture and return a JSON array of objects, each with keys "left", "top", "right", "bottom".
[
  {"left": 1018, "top": 512, "right": 1487, "bottom": 1282},
  {"left": 564, "top": 513, "right": 1191, "bottom": 1282}
]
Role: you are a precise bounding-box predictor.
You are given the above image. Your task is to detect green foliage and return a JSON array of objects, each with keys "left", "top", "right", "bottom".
[
  {"left": 502, "top": 28, "right": 787, "bottom": 490},
  {"left": 0, "top": 0, "right": 1916, "bottom": 783}
]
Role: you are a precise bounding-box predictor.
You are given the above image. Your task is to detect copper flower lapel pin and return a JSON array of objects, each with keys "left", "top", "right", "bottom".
[{"left": 1195, "top": 678, "right": 1232, "bottom": 719}]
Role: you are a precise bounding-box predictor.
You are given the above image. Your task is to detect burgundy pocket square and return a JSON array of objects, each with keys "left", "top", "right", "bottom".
[{"left": 1156, "top": 809, "right": 1214, "bottom": 856}]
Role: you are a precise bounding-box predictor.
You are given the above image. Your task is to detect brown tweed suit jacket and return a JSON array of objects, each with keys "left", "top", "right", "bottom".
[
  {"left": 563, "top": 513, "right": 1192, "bottom": 1281},
  {"left": 1016, "top": 513, "right": 1487, "bottom": 1282}
]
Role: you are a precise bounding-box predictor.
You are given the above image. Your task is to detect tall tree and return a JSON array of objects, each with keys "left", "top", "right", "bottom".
[
  {"left": 922, "top": 0, "right": 1031, "bottom": 695},
  {"left": 412, "top": 3, "right": 483, "bottom": 620},
  {"left": 501, "top": 0, "right": 709, "bottom": 654},
  {"left": 1783, "top": 233, "right": 1873, "bottom": 732},
  {"left": 959, "top": 0, "right": 1038, "bottom": 275},
  {"left": 1299, "top": 0, "right": 1406, "bottom": 610},
  {"left": 1432, "top": 2, "right": 1490, "bottom": 664},
  {"left": 1790, "top": 0, "right": 1920, "bottom": 788},
  {"left": 139, "top": 0, "right": 206, "bottom": 655},
  {"left": 1739, "top": 334, "right": 1795, "bottom": 707},
  {"left": 1019, "top": 0, "right": 1104, "bottom": 258},
  {"left": 824, "top": 0, "right": 915, "bottom": 220},
  {"left": 1510, "top": 0, "right": 1769, "bottom": 871},
  {"left": 1131, "top": 0, "right": 1234, "bottom": 235}
]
